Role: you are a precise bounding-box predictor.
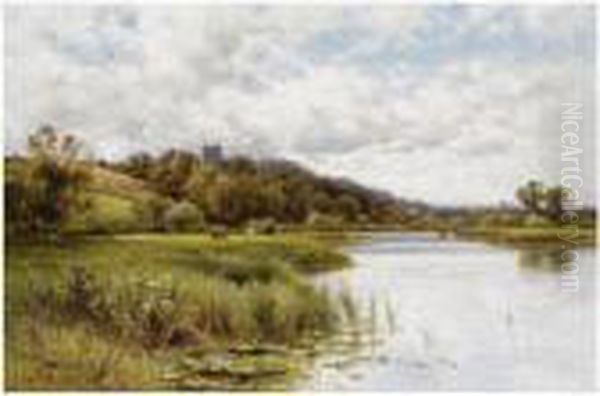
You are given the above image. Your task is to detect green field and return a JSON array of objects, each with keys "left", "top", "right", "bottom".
[{"left": 5, "top": 234, "right": 353, "bottom": 390}]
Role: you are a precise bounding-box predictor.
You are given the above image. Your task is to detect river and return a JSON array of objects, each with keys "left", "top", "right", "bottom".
[{"left": 298, "top": 232, "right": 596, "bottom": 391}]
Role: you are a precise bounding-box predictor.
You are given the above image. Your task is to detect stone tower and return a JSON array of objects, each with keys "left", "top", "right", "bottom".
[{"left": 202, "top": 144, "right": 223, "bottom": 164}]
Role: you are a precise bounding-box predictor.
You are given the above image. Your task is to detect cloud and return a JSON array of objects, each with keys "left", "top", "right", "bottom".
[{"left": 4, "top": 5, "right": 595, "bottom": 205}]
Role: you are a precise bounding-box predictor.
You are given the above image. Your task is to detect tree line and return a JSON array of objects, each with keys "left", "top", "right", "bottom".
[
  {"left": 6, "top": 125, "right": 405, "bottom": 238},
  {"left": 5, "top": 125, "right": 594, "bottom": 240},
  {"left": 108, "top": 146, "right": 404, "bottom": 228}
]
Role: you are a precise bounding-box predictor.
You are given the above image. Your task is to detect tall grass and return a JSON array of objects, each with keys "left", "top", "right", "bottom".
[
  {"left": 6, "top": 234, "right": 354, "bottom": 390},
  {"left": 6, "top": 321, "right": 160, "bottom": 390},
  {"left": 25, "top": 265, "right": 336, "bottom": 348}
]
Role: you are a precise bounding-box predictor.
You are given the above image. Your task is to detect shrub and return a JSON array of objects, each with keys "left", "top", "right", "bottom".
[
  {"left": 245, "top": 218, "right": 278, "bottom": 235},
  {"left": 305, "top": 211, "right": 344, "bottom": 231},
  {"left": 163, "top": 201, "right": 205, "bottom": 232},
  {"left": 133, "top": 195, "right": 170, "bottom": 231}
]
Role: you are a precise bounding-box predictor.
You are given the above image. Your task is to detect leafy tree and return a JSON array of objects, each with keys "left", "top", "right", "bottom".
[
  {"left": 544, "top": 186, "right": 565, "bottom": 222},
  {"left": 202, "top": 175, "right": 242, "bottom": 225},
  {"left": 282, "top": 179, "right": 313, "bottom": 223},
  {"left": 312, "top": 191, "right": 335, "bottom": 213},
  {"left": 258, "top": 182, "right": 286, "bottom": 221},
  {"left": 9, "top": 125, "right": 90, "bottom": 237},
  {"left": 120, "top": 152, "right": 154, "bottom": 180},
  {"left": 516, "top": 180, "right": 566, "bottom": 222},
  {"left": 150, "top": 150, "right": 201, "bottom": 200},
  {"left": 134, "top": 195, "right": 170, "bottom": 231},
  {"left": 335, "top": 194, "right": 361, "bottom": 222},
  {"left": 516, "top": 180, "right": 546, "bottom": 216}
]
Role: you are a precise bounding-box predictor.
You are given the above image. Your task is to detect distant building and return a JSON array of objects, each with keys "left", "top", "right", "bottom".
[{"left": 202, "top": 144, "right": 223, "bottom": 164}]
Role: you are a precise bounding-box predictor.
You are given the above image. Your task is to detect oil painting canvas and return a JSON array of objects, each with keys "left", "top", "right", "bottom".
[{"left": 3, "top": 3, "right": 597, "bottom": 391}]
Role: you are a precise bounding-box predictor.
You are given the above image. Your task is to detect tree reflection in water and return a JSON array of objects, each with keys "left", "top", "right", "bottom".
[{"left": 515, "top": 248, "right": 565, "bottom": 272}]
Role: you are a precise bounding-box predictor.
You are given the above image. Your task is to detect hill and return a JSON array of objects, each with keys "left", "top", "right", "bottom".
[
  {"left": 105, "top": 149, "right": 412, "bottom": 228},
  {"left": 6, "top": 156, "right": 171, "bottom": 235}
]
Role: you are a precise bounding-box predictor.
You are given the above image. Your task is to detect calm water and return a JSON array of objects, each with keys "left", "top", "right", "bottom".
[{"left": 299, "top": 233, "right": 596, "bottom": 391}]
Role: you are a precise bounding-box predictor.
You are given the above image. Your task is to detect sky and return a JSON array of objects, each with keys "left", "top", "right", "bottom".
[{"left": 4, "top": 5, "right": 596, "bottom": 206}]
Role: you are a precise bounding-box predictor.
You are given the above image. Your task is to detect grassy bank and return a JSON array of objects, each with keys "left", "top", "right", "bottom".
[
  {"left": 456, "top": 226, "right": 596, "bottom": 247},
  {"left": 5, "top": 234, "right": 353, "bottom": 390}
]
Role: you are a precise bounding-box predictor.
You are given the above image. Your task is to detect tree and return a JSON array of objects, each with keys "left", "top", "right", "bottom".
[
  {"left": 335, "top": 194, "right": 361, "bottom": 222},
  {"left": 134, "top": 195, "right": 170, "bottom": 231},
  {"left": 282, "top": 180, "right": 313, "bottom": 223},
  {"left": 203, "top": 175, "right": 265, "bottom": 226},
  {"left": 15, "top": 125, "right": 90, "bottom": 237},
  {"left": 150, "top": 150, "right": 201, "bottom": 200},
  {"left": 544, "top": 186, "right": 565, "bottom": 222},
  {"left": 516, "top": 180, "right": 566, "bottom": 223},
  {"left": 120, "top": 152, "right": 154, "bottom": 180},
  {"left": 312, "top": 191, "right": 334, "bottom": 213},
  {"left": 516, "top": 180, "right": 546, "bottom": 216},
  {"left": 109, "top": 151, "right": 407, "bottom": 228},
  {"left": 202, "top": 175, "right": 242, "bottom": 225},
  {"left": 257, "top": 181, "right": 286, "bottom": 221}
]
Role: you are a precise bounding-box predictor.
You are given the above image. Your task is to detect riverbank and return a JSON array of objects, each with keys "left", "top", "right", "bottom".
[
  {"left": 5, "top": 234, "right": 354, "bottom": 390},
  {"left": 455, "top": 226, "right": 596, "bottom": 247}
]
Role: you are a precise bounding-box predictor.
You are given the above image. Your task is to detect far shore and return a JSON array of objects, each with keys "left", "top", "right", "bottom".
[
  {"left": 453, "top": 226, "right": 596, "bottom": 247},
  {"left": 282, "top": 225, "right": 597, "bottom": 248}
]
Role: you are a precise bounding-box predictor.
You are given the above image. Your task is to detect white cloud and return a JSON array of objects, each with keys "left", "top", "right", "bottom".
[{"left": 4, "top": 5, "right": 595, "bottom": 206}]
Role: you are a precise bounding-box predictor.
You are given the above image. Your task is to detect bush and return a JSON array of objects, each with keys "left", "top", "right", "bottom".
[
  {"left": 163, "top": 201, "right": 205, "bottom": 232},
  {"left": 305, "top": 211, "right": 344, "bottom": 231},
  {"left": 245, "top": 218, "right": 278, "bottom": 235},
  {"left": 133, "top": 195, "right": 170, "bottom": 231}
]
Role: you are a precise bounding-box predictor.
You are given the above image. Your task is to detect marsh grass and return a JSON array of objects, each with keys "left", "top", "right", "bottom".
[
  {"left": 6, "top": 320, "right": 161, "bottom": 390},
  {"left": 6, "top": 234, "right": 354, "bottom": 390}
]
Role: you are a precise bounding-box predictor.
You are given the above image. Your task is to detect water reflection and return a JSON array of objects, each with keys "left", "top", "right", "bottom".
[
  {"left": 515, "top": 248, "right": 564, "bottom": 272},
  {"left": 301, "top": 233, "right": 596, "bottom": 391}
]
